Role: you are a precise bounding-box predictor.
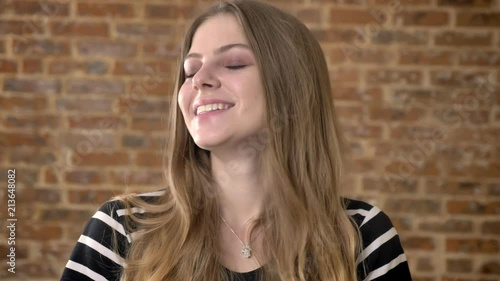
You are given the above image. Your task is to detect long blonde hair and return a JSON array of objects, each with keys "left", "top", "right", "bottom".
[{"left": 117, "top": 1, "right": 360, "bottom": 280}]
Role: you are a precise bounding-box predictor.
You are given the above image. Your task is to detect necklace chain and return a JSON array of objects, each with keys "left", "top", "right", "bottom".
[{"left": 220, "top": 215, "right": 264, "bottom": 259}]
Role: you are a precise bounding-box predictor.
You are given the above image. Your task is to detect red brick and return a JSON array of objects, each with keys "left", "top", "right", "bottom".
[
  {"left": 67, "top": 79, "right": 126, "bottom": 95},
  {"left": 330, "top": 9, "right": 378, "bottom": 25},
  {"left": 447, "top": 162, "right": 500, "bottom": 178},
  {"left": 114, "top": 61, "right": 171, "bottom": 76},
  {"left": 419, "top": 219, "right": 473, "bottom": 233},
  {"left": 65, "top": 170, "right": 106, "bottom": 184},
  {"left": 447, "top": 259, "right": 473, "bottom": 273},
  {"left": 363, "top": 176, "right": 418, "bottom": 193},
  {"left": 435, "top": 31, "right": 493, "bottom": 46},
  {"left": 49, "top": 60, "right": 109, "bottom": 75},
  {"left": 447, "top": 200, "right": 500, "bottom": 215},
  {"left": 3, "top": 78, "right": 61, "bottom": 94},
  {"left": 0, "top": 20, "right": 45, "bottom": 35},
  {"left": 373, "top": 0, "right": 432, "bottom": 5},
  {"left": 342, "top": 124, "right": 383, "bottom": 139},
  {"left": 55, "top": 98, "right": 113, "bottom": 113},
  {"left": 311, "top": 28, "right": 358, "bottom": 44},
  {"left": 59, "top": 132, "right": 115, "bottom": 150},
  {"left": 347, "top": 48, "right": 394, "bottom": 64},
  {"left": 3, "top": 115, "right": 60, "bottom": 129},
  {"left": 459, "top": 51, "right": 500, "bottom": 66},
  {"left": 0, "top": 132, "right": 51, "bottom": 147},
  {"left": 13, "top": 39, "right": 70, "bottom": 56},
  {"left": 481, "top": 221, "right": 500, "bottom": 235},
  {"left": 68, "top": 189, "right": 116, "bottom": 204},
  {"left": 434, "top": 89, "right": 498, "bottom": 107},
  {"left": 18, "top": 224, "right": 63, "bottom": 241},
  {"left": 332, "top": 87, "right": 383, "bottom": 102},
  {"left": 9, "top": 149, "right": 56, "bottom": 165},
  {"left": 424, "top": 179, "right": 486, "bottom": 195},
  {"left": 22, "top": 58, "right": 43, "bottom": 73},
  {"left": 50, "top": 21, "right": 109, "bottom": 37},
  {"left": 374, "top": 143, "right": 422, "bottom": 158},
  {"left": 118, "top": 98, "right": 170, "bottom": 114},
  {"left": 416, "top": 257, "right": 435, "bottom": 272},
  {"left": 401, "top": 11, "right": 449, "bottom": 26},
  {"left": 384, "top": 198, "right": 441, "bottom": 214},
  {"left": 399, "top": 50, "right": 454, "bottom": 65},
  {"left": 34, "top": 188, "right": 61, "bottom": 204},
  {"left": 457, "top": 12, "right": 500, "bottom": 27},
  {"left": 77, "top": 3, "right": 134, "bottom": 18},
  {"left": 386, "top": 160, "right": 441, "bottom": 177},
  {"left": 430, "top": 70, "right": 489, "bottom": 87},
  {"left": 390, "top": 89, "right": 436, "bottom": 106},
  {"left": 401, "top": 236, "right": 435, "bottom": 251},
  {"left": 131, "top": 117, "right": 166, "bottom": 131},
  {"left": 437, "top": 0, "right": 494, "bottom": 6},
  {"left": 368, "top": 106, "right": 426, "bottom": 122},
  {"left": 45, "top": 167, "right": 60, "bottom": 183},
  {"left": 143, "top": 42, "right": 181, "bottom": 58},
  {"left": 448, "top": 128, "right": 500, "bottom": 143},
  {"left": 433, "top": 109, "right": 490, "bottom": 125},
  {"left": 145, "top": 4, "right": 193, "bottom": 19},
  {"left": 372, "top": 30, "right": 430, "bottom": 45},
  {"left": 109, "top": 170, "right": 163, "bottom": 186},
  {"left": 121, "top": 134, "right": 164, "bottom": 150},
  {"left": 115, "top": 23, "right": 173, "bottom": 39},
  {"left": 78, "top": 40, "right": 137, "bottom": 58},
  {"left": 0, "top": 96, "right": 47, "bottom": 111},
  {"left": 390, "top": 126, "right": 444, "bottom": 140},
  {"left": 366, "top": 69, "right": 422, "bottom": 85},
  {"left": 348, "top": 158, "right": 379, "bottom": 173},
  {"left": 78, "top": 152, "right": 130, "bottom": 166},
  {"left": 136, "top": 152, "right": 163, "bottom": 167},
  {"left": 68, "top": 116, "right": 127, "bottom": 130},
  {"left": 127, "top": 81, "right": 175, "bottom": 97},
  {"left": 330, "top": 68, "right": 359, "bottom": 84},
  {"left": 40, "top": 208, "right": 94, "bottom": 221},
  {"left": 480, "top": 261, "right": 500, "bottom": 275},
  {"left": 297, "top": 8, "right": 322, "bottom": 25},
  {"left": 446, "top": 238, "right": 498, "bottom": 253},
  {"left": 13, "top": 1, "right": 69, "bottom": 16},
  {"left": 335, "top": 105, "right": 363, "bottom": 123},
  {"left": 0, "top": 58, "right": 17, "bottom": 73}
]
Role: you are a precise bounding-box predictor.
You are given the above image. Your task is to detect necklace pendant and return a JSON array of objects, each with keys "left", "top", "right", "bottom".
[{"left": 241, "top": 245, "right": 252, "bottom": 259}]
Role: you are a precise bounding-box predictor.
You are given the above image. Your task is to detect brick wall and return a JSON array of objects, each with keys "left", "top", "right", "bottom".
[{"left": 0, "top": 0, "right": 498, "bottom": 280}]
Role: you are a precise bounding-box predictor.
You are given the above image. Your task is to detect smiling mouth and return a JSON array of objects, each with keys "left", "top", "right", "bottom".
[{"left": 196, "top": 103, "right": 234, "bottom": 115}]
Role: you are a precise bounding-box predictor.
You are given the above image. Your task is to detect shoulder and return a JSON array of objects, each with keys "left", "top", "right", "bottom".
[
  {"left": 343, "top": 198, "right": 413, "bottom": 281},
  {"left": 343, "top": 198, "right": 394, "bottom": 232},
  {"left": 61, "top": 189, "right": 168, "bottom": 280}
]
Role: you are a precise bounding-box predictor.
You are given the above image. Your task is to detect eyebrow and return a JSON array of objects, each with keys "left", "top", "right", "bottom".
[{"left": 184, "top": 43, "right": 251, "bottom": 61}]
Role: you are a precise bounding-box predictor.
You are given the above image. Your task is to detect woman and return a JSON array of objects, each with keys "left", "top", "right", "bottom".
[{"left": 61, "top": 0, "right": 412, "bottom": 280}]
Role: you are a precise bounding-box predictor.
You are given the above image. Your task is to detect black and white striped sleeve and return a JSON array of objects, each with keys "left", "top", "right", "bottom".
[
  {"left": 61, "top": 200, "right": 130, "bottom": 281},
  {"left": 345, "top": 199, "right": 412, "bottom": 281}
]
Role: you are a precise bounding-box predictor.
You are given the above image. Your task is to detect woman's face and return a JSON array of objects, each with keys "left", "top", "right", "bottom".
[{"left": 178, "top": 14, "right": 267, "bottom": 152}]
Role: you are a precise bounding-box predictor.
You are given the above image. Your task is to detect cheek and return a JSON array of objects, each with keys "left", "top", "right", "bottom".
[{"left": 178, "top": 84, "right": 192, "bottom": 117}]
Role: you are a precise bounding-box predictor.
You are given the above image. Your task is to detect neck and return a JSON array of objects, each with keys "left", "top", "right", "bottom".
[{"left": 211, "top": 151, "right": 265, "bottom": 230}]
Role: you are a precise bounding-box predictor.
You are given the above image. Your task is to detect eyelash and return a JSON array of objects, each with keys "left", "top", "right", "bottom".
[{"left": 185, "top": 65, "right": 246, "bottom": 78}]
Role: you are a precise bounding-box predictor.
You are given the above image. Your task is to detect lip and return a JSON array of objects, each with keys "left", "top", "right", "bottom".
[{"left": 193, "top": 98, "right": 235, "bottom": 115}]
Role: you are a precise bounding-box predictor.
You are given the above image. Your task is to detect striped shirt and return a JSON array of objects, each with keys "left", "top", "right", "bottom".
[{"left": 61, "top": 190, "right": 412, "bottom": 281}]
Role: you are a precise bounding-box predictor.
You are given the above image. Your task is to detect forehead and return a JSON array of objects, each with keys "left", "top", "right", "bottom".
[{"left": 189, "top": 14, "right": 249, "bottom": 53}]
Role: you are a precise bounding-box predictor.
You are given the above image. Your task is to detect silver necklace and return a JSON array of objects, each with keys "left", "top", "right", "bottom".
[{"left": 220, "top": 215, "right": 265, "bottom": 259}]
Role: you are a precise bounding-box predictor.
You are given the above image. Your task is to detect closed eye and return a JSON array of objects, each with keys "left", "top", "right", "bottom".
[{"left": 226, "top": 65, "right": 246, "bottom": 70}]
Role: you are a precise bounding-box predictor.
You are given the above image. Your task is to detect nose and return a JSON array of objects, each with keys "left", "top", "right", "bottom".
[{"left": 192, "top": 65, "right": 221, "bottom": 90}]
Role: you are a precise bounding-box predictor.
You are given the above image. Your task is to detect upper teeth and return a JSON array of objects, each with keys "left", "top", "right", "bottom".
[{"left": 196, "top": 103, "right": 232, "bottom": 115}]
